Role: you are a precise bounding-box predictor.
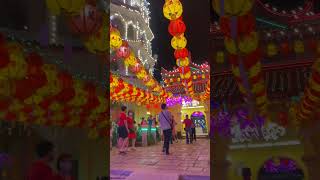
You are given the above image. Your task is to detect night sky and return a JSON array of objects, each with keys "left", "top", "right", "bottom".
[{"left": 149, "top": 0, "right": 211, "bottom": 82}]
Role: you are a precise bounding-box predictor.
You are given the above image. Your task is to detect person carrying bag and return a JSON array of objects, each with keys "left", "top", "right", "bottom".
[{"left": 158, "top": 103, "right": 173, "bottom": 155}]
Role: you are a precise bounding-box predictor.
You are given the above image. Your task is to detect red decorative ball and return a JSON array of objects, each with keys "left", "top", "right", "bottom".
[
  {"left": 116, "top": 41, "right": 130, "bottom": 58},
  {"left": 168, "top": 18, "right": 186, "bottom": 36},
  {"left": 69, "top": 4, "right": 102, "bottom": 38},
  {"left": 174, "top": 48, "right": 189, "bottom": 59},
  {"left": 280, "top": 42, "right": 290, "bottom": 55}
]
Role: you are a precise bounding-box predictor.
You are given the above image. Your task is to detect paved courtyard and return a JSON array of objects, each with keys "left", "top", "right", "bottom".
[{"left": 110, "top": 139, "right": 210, "bottom": 179}]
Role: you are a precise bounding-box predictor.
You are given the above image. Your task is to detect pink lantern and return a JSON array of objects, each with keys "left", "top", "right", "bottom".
[
  {"left": 69, "top": 4, "right": 102, "bottom": 38},
  {"left": 131, "top": 63, "right": 142, "bottom": 73},
  {"left": 116, "top": 41, "right": 130, "bottom": 58}
]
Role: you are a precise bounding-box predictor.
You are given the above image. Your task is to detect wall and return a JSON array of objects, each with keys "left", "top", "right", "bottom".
[{"left": 227, "top": 144, "right": 307, "bottom": 180}]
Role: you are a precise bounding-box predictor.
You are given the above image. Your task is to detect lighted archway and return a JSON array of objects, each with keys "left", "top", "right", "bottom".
[{"left": 258, "top": 157, "right": 304, "bottom": 180}]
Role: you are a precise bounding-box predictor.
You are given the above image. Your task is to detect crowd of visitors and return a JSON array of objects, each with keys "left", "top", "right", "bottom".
[{"left": 111, "top": 103, "right": 197, "bottom": 155}]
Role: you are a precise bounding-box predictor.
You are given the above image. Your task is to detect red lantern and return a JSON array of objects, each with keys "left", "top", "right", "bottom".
[
  {"left": 0, "top": 45, "right": 9, "bottom": 69},
  {"left": 0, "top": 100, "right": 9, "bottom": 110},
  {"left": 237, "top": 14, "right": 255, "bottom": 36},
  {"left": 278, "top": 112, "right": 288, "bottom": 127},
  {"left": 116, "top": 41, "right": 130, "bottom": 58},
  {"left": 58, "top": 71, "right": 73, "bottom": 89},
  {"left": 26, "top": 52, "right": 43, "bottom": 68},
  {"left": 280, "top": 42, "right": 290, "bottom": 55},
  {"left": 168, "top": 18, "right": 186, "bottom": 36},
  {"left": 308, "top": 39, "right": 317, "bottom": 52},
  {"left": 69, "top": 4, "right": 102, "bottom": 38},
  {"left": 174, "top": 48, "right": 189, "bottom": 59},
  {"left": 131, "top": 63, "right": 142, "bottom": 73}
]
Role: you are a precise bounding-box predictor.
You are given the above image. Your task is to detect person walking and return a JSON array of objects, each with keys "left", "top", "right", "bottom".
[
  {"left": 183, "top": 115, "right": 193, "bottom": 144},
  {"left": 117, "top": 106, "right": 129, "bottom": 154},
  {"left": 191, "top": 119, "right": 196, "bottom": 142},
  {"left": 158, "top": 103, "right": 173, "bottom": 155},
  {"left": 171, "top": 115, "right": 178, "bottom": 144},
  {"left": 127, "top": 110, "right": 137, "bottom": 151}
]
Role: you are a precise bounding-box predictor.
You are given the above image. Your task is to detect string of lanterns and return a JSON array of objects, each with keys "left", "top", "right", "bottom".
[
  {"left": 0, "top": 34, "right": 109, "bottom": 138},
  {"left": 110, "top": 26, "right": 172, "bottom": 99},
  {"left": 162, "top": 0, "right": 195, "bottom": 97},
  {"left": 212, "top": 0, "right": 269, "bottom": 119},
  {"left": 296, "top": 59, "right": 320, "bottom": 122},
  {"left": 110, "top": 73, "right": 165, "bottom": 105},
  {"left": 46, "top": 0, "right": 109, "bottom": 54}
]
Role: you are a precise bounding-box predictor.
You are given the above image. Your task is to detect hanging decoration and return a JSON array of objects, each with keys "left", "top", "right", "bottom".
[
  {"left": 0, "top": 35, "right": 109, "bottom": 138},
  {"left": 109, "top": 26, "right": 171, "bottom": 99},
  {"left": 163, "top": 0, "right": 210, "bottom": 100},
  {"left": 212, "top": 0, "right": 269, "bottom": 120},
  {"left": 296, "top": 59, "right": 320, "bottom": 122}
]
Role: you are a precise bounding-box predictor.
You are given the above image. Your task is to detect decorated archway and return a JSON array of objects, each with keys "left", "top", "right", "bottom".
[
  {"left": 258, "top": 157, "right": 304, "bottom": 180},
  {"left": 191, "top": 111, "right": 208, "bottom": 135}
]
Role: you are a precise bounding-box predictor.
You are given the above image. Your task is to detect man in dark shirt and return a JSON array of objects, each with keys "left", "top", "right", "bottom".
[{"left": 26, "top": 140, "right": 56, "bottom": 180}]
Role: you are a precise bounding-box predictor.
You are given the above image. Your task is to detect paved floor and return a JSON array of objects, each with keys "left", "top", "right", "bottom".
[{"left": 110, "top": 139, "right": 210, "bottom": 179}]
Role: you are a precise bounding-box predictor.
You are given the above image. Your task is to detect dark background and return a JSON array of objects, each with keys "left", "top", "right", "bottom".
[{"left": 150, "top": 0, "right": 211, "bottom": 82}]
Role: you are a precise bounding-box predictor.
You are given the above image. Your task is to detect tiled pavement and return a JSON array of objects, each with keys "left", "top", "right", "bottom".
[{"left": 110, "top": 139, "right": 210, "bottom": 179}]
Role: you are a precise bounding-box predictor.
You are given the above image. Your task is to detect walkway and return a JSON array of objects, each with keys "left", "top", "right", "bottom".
[{"left": 110, "top": 139, "right": 210, "bottom": 179}]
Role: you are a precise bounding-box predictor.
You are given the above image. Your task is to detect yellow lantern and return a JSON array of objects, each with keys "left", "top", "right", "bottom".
[
  {"left": 124, "top": 52, "right": 137, "bottom": 67},
  {"left": 110, "top": 28, "right": 122, "bottom": 50},
  {"left": 46, "top": 0, "right": 85, "bottom": 15},
  {"left": 84, "top": 16, "right": 109, "bottom": 53},
  {"left": 193, "top": 75, "right": 197, "bottom": 80},
  {"left": 267, "top": 43, "right": 278, "bottom": 57},
  {"left": 163, "top": 0, "right": 183, "bottom": 20},
  {"left": 224, "top": 38, "right": 237, "bottom": 54},
  {"left": 212, "top": 0, "right": 254, "bottom": 16},
  {"left": 294, "top": 40, "right": 304, "bottom": 54},
  {"left": 170, "top": 78, "right": 173, "bottom": 82},
  {"left": 177, "top": 78, "right": 181, "bottom": 82},
  {"left": 202, "top": 74, "right": 205, "bottom": 79},
  {"left": 216, "top": 51, "right": 224, "bottom": 64},
  {"left": 171, "top": 35, "right": 187, "bottom": 50},
  {"left": 238, "top": 32, "right": 258, "bottom": 54}
]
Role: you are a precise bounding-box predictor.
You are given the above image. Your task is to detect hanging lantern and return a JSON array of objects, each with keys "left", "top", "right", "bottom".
[
  {"left": 267, "top": 43, "right": 278, "bottom": 57},
  {"left": 131, "top": 63, "right": 142, "bottom": 73},
  {"left": 124, "top": 52, "right": 137, "bottom": 67},
  {"left": 212, "top": 0, "right": 254, "bottom": 16},
  {"left": 171, "top": 34, "right": 187, "bottom": 50},
  {"left": 84, "top": 16, "right": 109, "bottom": 53},
  {"left": 294, "top": 40, "right": 304, "bottom": 54},
  {"left": 163, "top": 0, "right": 183, "bottom": 20},
  {"left": 69, "top": 4, "right": 102, "bottom": 38},
  {"left": 116, "top": 41, "right": 130, "bottom": 59},
  {"left": 174, "top": 48, "right": 189, "bottom": 59},
  {"left": 110, "top": 27, "right": 122, "bottom": 50},
  {"left": 216, "top": 51, "right": 224, "bottom": 64},
  {"left": 307, "top": 39, "right": 317, "bottom": 52},
  {"left": 280, "top": 42, "right": 290, "bottom": 55},
  {"left": 168, "top": 17, "right": 186, "bottom": 36},
  {"left": 46, "top": 0, "right": 85, "bottom": 15}
]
